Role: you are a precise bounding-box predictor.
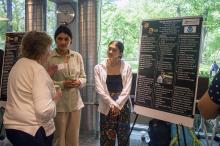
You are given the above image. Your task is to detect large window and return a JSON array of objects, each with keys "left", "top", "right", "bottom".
[
  {"left": 47, "top": 1, "right": 56, "bottom": 48},
  {"left": 0, "top": 0, "right": 25, "bottom": 50},
  {"left": 100, "top": 0, "right": 220, "bottom": 74},
  {"left": 0, "top": 1, "right": 56, "bottom": 50}
]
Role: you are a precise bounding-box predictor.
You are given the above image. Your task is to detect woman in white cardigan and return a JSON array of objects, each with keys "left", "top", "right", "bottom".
[
  {"left": 94, "top": 40, "right": 132, "bottom": 146},
  {"left": 3, "top": 31, "right": 62, "bottom": 146}
]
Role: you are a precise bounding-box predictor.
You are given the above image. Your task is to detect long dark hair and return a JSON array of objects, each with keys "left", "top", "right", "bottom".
[
  {"left": 54, "top": 25, "right": 72, "bottom": 41},
  {"left": 108, "top": 40, "right": 124, "bottom": 58}
]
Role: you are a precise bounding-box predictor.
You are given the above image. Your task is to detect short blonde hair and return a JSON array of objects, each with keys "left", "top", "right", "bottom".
[{"left": 21, "top": 31, "right": 52, "bottom": 60}]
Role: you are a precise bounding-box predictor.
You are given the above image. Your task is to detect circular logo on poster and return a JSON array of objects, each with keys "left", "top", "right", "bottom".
[{"left": 187, "top": 26, "right": 193, "bottom": 33}]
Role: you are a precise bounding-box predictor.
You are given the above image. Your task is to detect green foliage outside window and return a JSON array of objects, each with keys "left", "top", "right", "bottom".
[
  {"left": 0, "top": 0, "right": 219, "bottom": 75},
  {"left": 100, "top": 0, "right": 220, "bottom": 75},
  {"left": 0, "top": 0, "right": 56, "bottom": 50}
]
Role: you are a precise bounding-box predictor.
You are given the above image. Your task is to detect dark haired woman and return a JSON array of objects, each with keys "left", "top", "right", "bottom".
[
  {"left": 94, "top": 40, "right": 132, "bottom": 146},
  {"left": 48, "top": 25, "right": 86, "bottom": 146}
]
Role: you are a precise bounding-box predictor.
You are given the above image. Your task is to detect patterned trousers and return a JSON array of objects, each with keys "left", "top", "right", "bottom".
[{"left": 100, "top": 101, "right": 130, "bottom": 146}]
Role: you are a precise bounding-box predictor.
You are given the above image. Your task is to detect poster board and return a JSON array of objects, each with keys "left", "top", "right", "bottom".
[
  {"left": 134, "top": 16, "right": 203, "bottom": 127},
  {"left": 0, "top": 32, "right": 25, "bottom": 101}
]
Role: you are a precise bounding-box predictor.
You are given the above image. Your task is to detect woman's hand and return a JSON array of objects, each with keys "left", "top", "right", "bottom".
[
  {"left": 47, "top": 64, "right": 58, "bottom": 76},
  {"left": 63, "top": 79, "right": 81, "bottom": 88},
  {"left": 110, "top": 105, "right": 120, "bottom": 116}
]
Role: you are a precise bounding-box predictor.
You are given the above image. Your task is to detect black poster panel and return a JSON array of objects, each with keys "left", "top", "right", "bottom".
[
  {"left": 0, "top": 32, "right": 25, "bottom": 101},
  {"left": 134, "top": 16, "right": 203, "bottom": 127}
]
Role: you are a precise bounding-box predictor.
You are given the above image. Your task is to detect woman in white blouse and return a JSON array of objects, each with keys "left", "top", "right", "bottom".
[
  {"left": 3, "top": 31, "right": 62, "bottom": 146},
  {"left": 94, "top": 40, "right": 132, "bottom": 146}
]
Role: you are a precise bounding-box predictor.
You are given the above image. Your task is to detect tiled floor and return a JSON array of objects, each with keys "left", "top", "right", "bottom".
[
  {"left": 1, "top": 125, "right": 220, "bottom": 146},
  {"left": 79, "top": 124, "right": 220, "bottom": 146},
  {"left": 79, "top": 129, "right": 149, "bottom": 146},
  {"left": 0, "top": 129, "right": 149, "bottom": 146}
]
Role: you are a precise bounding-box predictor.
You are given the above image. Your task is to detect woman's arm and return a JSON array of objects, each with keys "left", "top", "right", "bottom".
[
  {"left": 94, "top": 65, "right": 119, "bottom": 108},
  {"left": 198, "top": 71, "right": 220, "bottom": 119},
  {"left": 77, "top": 54, "right": 86, "bottom": 88},
  {"left": 116, "top": 64, "right": 133, "bottom": 110},
  {"left": 198, "top": 90, "right": 220, "bottom": 119},
  {"left": 46, "top": 64, "right": 58, "bottom": 76},
  {"left": 32, "top": 69, "right": 57, "bottom": 123}
]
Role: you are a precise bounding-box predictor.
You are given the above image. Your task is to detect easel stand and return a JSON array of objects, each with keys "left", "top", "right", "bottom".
[
  {"left": 181, "top": 124, "right": 187, "bottom": 146},
  {"left": 170, "top": 124, "right": 187, "bottom": 146},
  {"left": 170, "top": 124, "right": 202, "bottom": 146},
  {"left": 126, "top": 114, "right": 173, "bottom": 146},
  {"left": 128, "top": 114, "right": 203, "bottom": 146},
  {"left": 126, "top": 113, "right": 139, "bottom": 146}
]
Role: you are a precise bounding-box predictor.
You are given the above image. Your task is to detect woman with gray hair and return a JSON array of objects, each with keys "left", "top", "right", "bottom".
[{"left": 3, "top": 31, "right": 62, "bottom": 146}]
